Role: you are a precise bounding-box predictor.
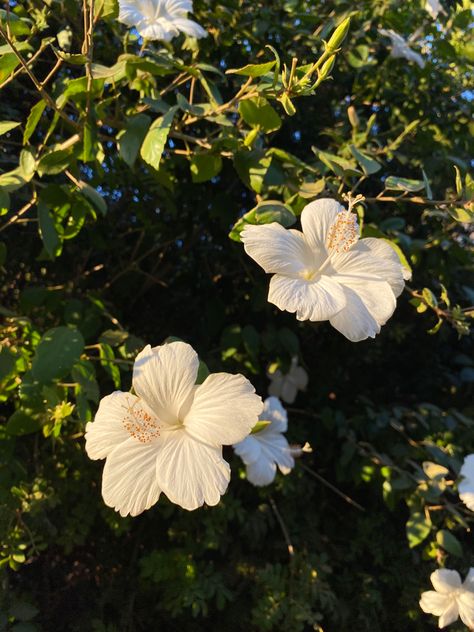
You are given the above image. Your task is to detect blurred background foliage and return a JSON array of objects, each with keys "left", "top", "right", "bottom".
[{"left": 0, "top": 0, "right": 473, "bottom": 629}]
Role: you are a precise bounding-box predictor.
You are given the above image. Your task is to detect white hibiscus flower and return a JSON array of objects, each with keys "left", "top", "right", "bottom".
[
  {"left": 234, "top": 397, "right": 294, "bottom": 486},
  {"left": 85, "top": 341, "right": 263, "bottom": 515},
  {"left": 118, "top": 0, "right": 207, "bottom": 42},
  {"left": 241, "top": 198, "right": 408, "bottom": 342},
  {"left": 379, "top": 28, "right": 425, "bottom": 69},
  {"left": 420, "top": 568, "right": 474, "bottom": 629},
  {"left": 267, "top": 357, "right": 308, "bottom": 404},
  {"left": 459, "top": 454, "right": 474, "bottom": 511}
]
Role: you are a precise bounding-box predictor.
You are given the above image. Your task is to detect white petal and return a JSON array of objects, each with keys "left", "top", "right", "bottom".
[
  {"left": 335, "top": 276, "right": 397, "bottom": 326},
  {"left": 460, "top": 490, "right": 474, "bottom": 511},
  {"left": 101, "top": 437, "right": 161, "bottom": 517},
  {"left": 431, "top": 569, "right": 462, "bottom": 593},
  {"left": 457, "top": 590, "right": 474, "bottom": 628},
  {"left": 329, "top": 285, "right": 381, "bottom": 342},
  {"left": 184, "top": 373, "right": 263, "bottom": 446},
  {"left": 301, "top": 198, "right": 344, "bottom": 252},
  {"left": 268, "top": 274, "right": 346, "bottom": 322},
  {"left": 420, "top": 591, "right": 453, "bottom": 616},
  {"left": 241, "top": 224, "right": 315, "bottom": 276},
  {"left": 459, "top": 454, "right": 474, "bottom": 509},
  {"left": 172, "top": 17, "right": 208, "bottom": 38},
  {"left": 438, "top": 600, "right": 460, "bottom": 628},
  {"left": 234, "top": 435, "right": 262, "bottom": 465},
  {"left": 340, "top": 238, "right": 406, "bottom": 297},
  {"left": 267, "top": 371, "right": 283, "bottom": 398},
  {"left": 85, "top": 391, "right": 133, "bottom": 460},
  {"left": 280, "top": 379, "right": 298, "bottom": 404},
  {"left": 259, "top": 432, "right": 294, "bottom": 474},
  {"left": 460, "top": 454, "right": 474, "bottom": 484},
  {"left": 262, "top": 396, "right": 288, "bottom": 432},
  {"left": 246, "top": 457, "right": 277, "bottom": 486},
  {"left": 155, "top": 431, "right": 230, "bottom": 510},
  {"left": 132, "top": 341, "right": 199, "bottom": 425},
  {"left": 463, "top": 568, "right": 474, "bottom": 592},
  {"left": 139, "top": 21, "right": 174, "bottom": 41}
]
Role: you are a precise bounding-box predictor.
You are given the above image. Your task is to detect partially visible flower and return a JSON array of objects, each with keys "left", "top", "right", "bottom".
[
  {"left": 268, "top": 357, "right": 308, "bottom": 404},
  {"left": 425, "top": 0, "right": 446, "bottom": 19},
  {"left": 118, "top": 0, "right": 207, "bottom": 42},
  {"left": 242, "top": 198, "right": 408, "bottom": 342},
  {"left": 234, "top": 397, "right": 294, "bottom": 486},
  {"left": 420, "top": 568, "right": 474, "bottom": 628},
  {"left": 85, "top": 341, "right": 262, "bottom": 515},
  {"left": 289, "top": 441, "right": 312, "bottom": 458},
  {"left": 379, "top": 28, "right": 425, "bottom": 69},
  {"left": 459, "top": 454, "right": 474, "bottom": 511}
]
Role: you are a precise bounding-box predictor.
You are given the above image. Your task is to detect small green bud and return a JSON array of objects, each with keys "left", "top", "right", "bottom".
[
  {"left": 326, "top": 16, "right": 351, "bottom": 51},
  {"left": 347, "top": 105, "right": 359, "bottom": 128},
  {"left": 319, "top": 54, "right": 336, "bottom": 80}
]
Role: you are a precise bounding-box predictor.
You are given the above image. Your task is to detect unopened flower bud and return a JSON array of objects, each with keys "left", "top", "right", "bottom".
[
  {"left": 319, "top": 54, "right": 335, "bottom": 80},
  {"left": 326, "top": 17, "right": 351, "bottom": 52}
]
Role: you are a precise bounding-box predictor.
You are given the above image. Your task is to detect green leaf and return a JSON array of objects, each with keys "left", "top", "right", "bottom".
[
  {"left": 0, "top": 121, "right": 20, "bottom": 136},
  {"left": 229, "top": 200, "right": 296, "bottom": 242},
  {"left": 349, "top": 145, "right": 381, "bottom": 175},
  {"left": 77, "top": 181, "right": 107, "bottom": 215},
  {"left": 278, "top": 93, "right": 296, "bottom": 116},
  {"left": 37, "top": 148, "right": 71, "bottom": 176},
  {"left": 118, "top": 114, "right": 151, "bottom": 168},
  {"left": 406, "top": 511, "right": 431, "bottom": 548},
  {"left": 0, "top": 10, "right": 31, "bottom": 36},
  {"left": 448, "top": 206, "right": 473, "bottom": 223},
  {"left": 6, "top": 410, "right": 41, "bottom": 436},
  {"left": 94, "top": 0, "right": 119, "bottom": 19},
  {"left": 24, "top": 100, "right": 46, "bottom": 144},
  {"left": 31, "top": 326, "right": 85, "bottom": 383},
  {"left": 0, "top": 189, "right": 10, "bottom": 215},
  {"left": 0, "top": 345, "right": 15, "bottom": 381},
  {"left": 190, "top": 154, "right": 222, "bottom": 183},
  {"left": 384, "top": 176, "right": 425, "bottom": 192},
  {"left": 140, "top": 107, "right": 178, "bottom": 171},
  {"left": 99, "top": 343, "right": 121, "bottom": 388},
  {"left": 72, "top": 359, "right": 99, "bottom": 403},
  {"left": 9, "top": 601, "right": 39, "bottom": 622},
  {"left": 37, "top": 201, "right": 60, "bottom": 259},
  {"left": 423, "top": 461, "right": 449, "bottom": 479},
  {"left": 454, "top": 165, "right": 463, "bottom": 198},
  {"left": 436, "top": 530, "right": 463, "bottom": 558},
  {"left": 422, "top": 287, "right": 438, "bottom": 309},
  {"left": 196, "top": 360, "right": 210, "bottom": 385},
  {"left": 0, "top": 54, "right": 19, "bottom": 83},
  {"left": 226, "top": 61, "right": 276, "bottom": 77},
  {"left": 298, "top": 180, "right": 326, "bottom": 199},
  {"left": 422, "top": 169, "right": 433, "bottom": 200},
  {"left": 250, "top": 420, "right": 271, "bottom": 434},
  {"left": 238, "top": 97, "right": 281, "bottom": 133}
]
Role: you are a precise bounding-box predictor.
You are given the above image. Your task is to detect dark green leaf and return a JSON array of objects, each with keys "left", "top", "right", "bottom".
[{"left": 31, "top": 326, "right": 85, "bottom": 383}]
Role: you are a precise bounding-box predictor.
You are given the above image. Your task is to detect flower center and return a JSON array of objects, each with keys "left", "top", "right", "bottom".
[
  {"left": 299, "top": 268, "right": 317, "bottom": 281},
  {"left": 122, "top": 398, "right": 161, "bottom": 444},
  {"left": 326, "top": 211, "right": 359, "bottom": 254}
]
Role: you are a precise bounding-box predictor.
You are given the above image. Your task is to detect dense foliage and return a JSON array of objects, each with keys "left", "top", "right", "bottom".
[{"left": 0, "top": 0, "right": 473, "bottom": 629}]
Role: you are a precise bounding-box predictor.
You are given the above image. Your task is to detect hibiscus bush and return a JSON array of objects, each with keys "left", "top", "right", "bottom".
[{"left": 0, "top": 0, "right": 473, "bottom": 630}]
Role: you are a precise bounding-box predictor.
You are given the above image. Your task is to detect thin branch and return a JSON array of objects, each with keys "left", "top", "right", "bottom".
[
  {"left": 0, "top": 193, "right": 37, "bottom": 233},
  {"left": 299, "top": 462, "right": 365, "bottom": 511},
  {"left": 269, "top": 496, "right": 294, "bottom": 557},
  {"left": 0, "top": 22, "right": 79, "bottom": 130}
]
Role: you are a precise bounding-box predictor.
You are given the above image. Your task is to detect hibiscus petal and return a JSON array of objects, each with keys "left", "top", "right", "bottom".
[
  {"left": 438, "top": 600, "right": 460, "bottom": 628},
  {"left": 133, "top": 341, "right": 199, "bottom": 425},
  {"left": 431, "top": 569, "right": 462, "bottom": 593},
  {"left": 102, "top": 437, "right": 161, "bottom": 517},
  {"left": 241, "top": 224, "right": 315, "bottom": 276},
  {"left": 419, "top": 591, "right": 453, "bottom": 617},
  {"left": 155, "top": 431, "right": 230, "bottom": 510},
  {"left": 172, "top": 17, "right": 208, "bottom": 38},
  {"left": 259, "top": 432, "right": 295, "bottom": 474},
  {"left": 246, "top": 457, "right": 277, "bottom": 486},
  {"left": 463, "top": 568, "right": 474, "bottom": 592},
  {"left": 333, "top": 239, "right": 406, "bottom": 297},
  {"left": 457, "top": 590, "right": 474, "bottom": 628},
  {"left": 268, "top": 274, "right": 346, "bottom": 321},
  {"left": 335, "top": 276, "right": 396, "bottom": 326},
  {"left": 139, "top": 22, "right": 175, "bottom": 41},
  {"left": 262, "top": 396, "right": 288, "bottom": 433},
  {"left": 85, "top": 391, "right": 134, "bottom": 460},
  {"left": 234, "top": 435, "right": 262, "bottom": 465},
  {"left": 183, "top": 373, "right": 263, "bottom": 446},
  {"left": 301, "top": 198, "right": 344, "bottom": 253},
  {"left": 329, "top": 285, "right": 381, "bottom": 342}
]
